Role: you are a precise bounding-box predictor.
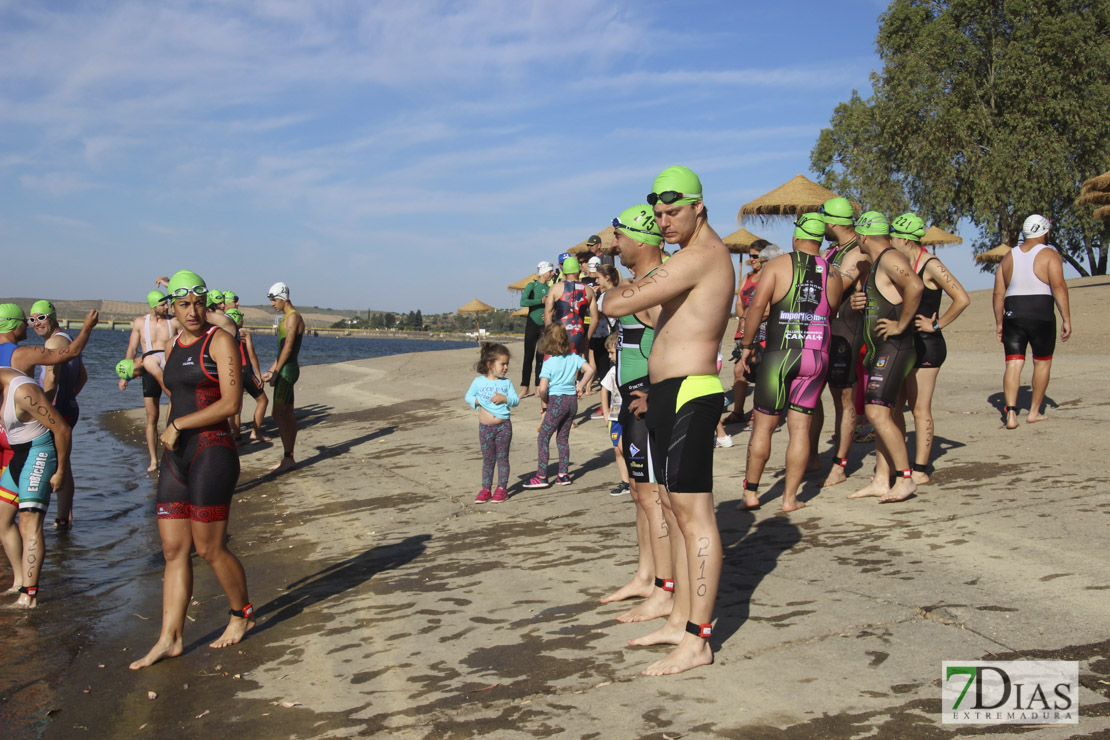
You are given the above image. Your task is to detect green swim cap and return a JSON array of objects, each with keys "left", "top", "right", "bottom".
[
  {"left": 651, "top": 166, "right": 703, "bottom": 205},
  {"left": 223, "top": 290, "right": 238, "bottom": 302},
  {"left": 615, "top": 204, "right": 663, "bottom": 247},
  {"left": 820, "top": 197, "right": 855, "bottom": 226},
  {"left": 855, "top": 211, "right": 891, "bottom": 237},
  {"left": 890, "top": 213, "right": 926, "bottom": 242},
  {"left": 562, "top": 256, "right": 581, "bottom": 274},
  {"left": 166, "top": 270, "right": 207, "bottom": 303},
  {"left": 30, "top": 300, "right": 56, "bottom": 317},
  {"left": 115, "top": 358, "right": 135, "bottom": 381},
  {"left": 793, "top": 212, "right": 825, "bottom": 242},
  {"left": 147, "top": 290, "right": 167, "bottom": 309},
  {"left": 208, "top": 290, "right": 226, "bottom": 307},
  {"left": 225, "top": 308, "right": 244, "bottom": 325},
  {"left": 0, "top": 303, "right": 26, "bottom": 333}
]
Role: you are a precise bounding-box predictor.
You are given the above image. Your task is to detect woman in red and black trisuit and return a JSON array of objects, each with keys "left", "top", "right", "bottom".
[{"left": 131, "top": 269, "right": 254, "bottom": 670}]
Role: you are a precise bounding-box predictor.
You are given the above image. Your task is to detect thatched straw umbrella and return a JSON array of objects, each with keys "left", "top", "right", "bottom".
[
  {"left": 1076, "top": 169, "right": 1110, "bottom": 224},
  {"left": 1080, "top": 169, "right": 1110, "bottom": 193},
  {"left": 974, "top": 244, "right": 1011, "bottom": 265},
  {"left": 457, "top": 298, "right": 496, "bottom": 342},
  {"left": 507, "top": 274, "right": 537, "bottom": 292},
  {"left": 921, "top": 226, "right": 962, "bottom": 247},
  {"left": 510, "top": 307, "right": 529, "bottom": 318},
  {"left": 737, "top": 174, "right": 859, "bottom": 224},
  {"left": 1095, "top": 205, "right": 1110, "bottom": 221},
  {"left": 721, "top": 228, "right": 768, "bottom": 254},
  {"left": 568, "top": 226, "right": 618, "bottom": 256}
]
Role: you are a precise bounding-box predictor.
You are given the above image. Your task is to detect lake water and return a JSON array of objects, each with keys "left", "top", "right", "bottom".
[{"left": 0, "top": 327, "right": 473, "bottom": 737}]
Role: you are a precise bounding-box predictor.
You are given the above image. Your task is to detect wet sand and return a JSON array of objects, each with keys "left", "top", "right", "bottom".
[{"left": 37, "top": 277, "right": 1110, "bottom": 738}]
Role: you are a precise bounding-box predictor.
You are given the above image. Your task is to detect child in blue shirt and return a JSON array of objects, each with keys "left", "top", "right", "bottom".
[
  {"left": 524, "top": 324, "right": 595, "bottom": 489},
  {"left": 465, "top": 343, "right": 519, "bottom": 503}
]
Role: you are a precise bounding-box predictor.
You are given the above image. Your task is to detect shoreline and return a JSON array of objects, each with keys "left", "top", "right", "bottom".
[{"left": 28, "top": 277, "right": 1110, "bottom": 737}]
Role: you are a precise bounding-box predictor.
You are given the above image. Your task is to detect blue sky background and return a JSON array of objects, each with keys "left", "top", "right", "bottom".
[{"left": 2, "top": 0, "right": 1033, "bottom": 314}]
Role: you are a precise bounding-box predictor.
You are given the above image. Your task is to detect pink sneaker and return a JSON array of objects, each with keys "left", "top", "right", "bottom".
[
  {"left": 491, "top": 487, "right": 508, "bottom": 503},
  {"left": 523, "top": 476, "right": 550, "bottom": 489},
  {"left": 556, "top": 474, "right": 572, "bottom": 486},
  {"left": 590, "top": 407, "right": 604, "bottom": 419},
  {"left": 474, "top": 488, "right": 492, "bottom": 504}
]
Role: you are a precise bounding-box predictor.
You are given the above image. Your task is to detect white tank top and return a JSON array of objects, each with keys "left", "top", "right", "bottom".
[
  {"left": 3, "top": 374, "right": 50, "bottom": 444},
  {"left": 1004, "top": 243, "right": 1053, "bottom": 298}
]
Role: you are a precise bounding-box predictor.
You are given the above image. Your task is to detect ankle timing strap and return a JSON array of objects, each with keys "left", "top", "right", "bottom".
[
  {"left": 743, "top": 479, "right": 759, "bottom": 492},
  {"left": 1005, "top": 405, "right": 1018, "bottom": 413},
  {"left": 18, "top": 585, "right": 37, "bottom": 597},
  {"left": 911, "top": 463, "right": 929, "bottom": 473},
  {"left": 653, "top": 577, "right": 675, "bottom": 593},
  {"left": 685, "top": 621, "right": 712, "bottom": 638},
  {"left": 228, "top": 603, "right": 254, "bottom": 619},
  {"left": 901, "top": 469, "right": 912, "bottom": 479},
  {"left": 835, "top": 457, "right": 848, "bottom": 468}
]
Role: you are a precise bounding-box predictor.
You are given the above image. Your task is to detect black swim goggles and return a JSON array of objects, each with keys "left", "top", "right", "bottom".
[
  {"left": 646, "top": 190, "right": 701, "bottom": 206},
  {"left": 169, "top": 285, "right": 209, "bottom": 299},
  {"left": 612, "top": 217, "right": 661, "bottom": 238}
]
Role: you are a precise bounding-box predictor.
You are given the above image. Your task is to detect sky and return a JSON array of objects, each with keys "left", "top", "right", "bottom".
[{"left": 1, "top": 0, "right": 1021, "bottom": 315}]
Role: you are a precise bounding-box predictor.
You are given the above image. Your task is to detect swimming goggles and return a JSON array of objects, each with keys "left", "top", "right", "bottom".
[
  {"left": 29, "top": 314, "right": 53, "bottom": 323},
  {"left": 170, "top": 285, "right": 209, "bottom": 298},
  {"left": 646, "top": 191, "right": 701, "bottom": 206},
  {"left": 612, "top": 217, "right": 660, "bottom": 238}
]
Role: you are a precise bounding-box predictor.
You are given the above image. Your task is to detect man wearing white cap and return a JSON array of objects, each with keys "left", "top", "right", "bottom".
[
  {"left": 520, "top": 262, "right": 554, "bottom": 396},
  {"left": 263, "top": 282, "right": 304, "bottom": 471},
  {"left": 993, "top": 214, "right": 1072, "bottom": 429}
]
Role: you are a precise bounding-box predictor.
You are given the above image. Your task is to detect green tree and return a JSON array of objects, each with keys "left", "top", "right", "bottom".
[{"left": 811, "top": 0, "right": 1110, "bottom": 274}]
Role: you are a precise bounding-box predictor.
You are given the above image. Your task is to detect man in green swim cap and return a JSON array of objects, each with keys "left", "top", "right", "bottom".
[
  {"left": 28, "top": 300, "right": 88, "bottom": 530},
  {"left": 120, "top": 287, "right": 173, "bottom": 471},
  {"left": 602, "top": 166, "right": 733, "bottom": 676},
  {"left": 844, "top": 211, "right": 924, "bottom": 504},
  {"left": 813, "top": 195, "right": 874, "bottom": 489}
]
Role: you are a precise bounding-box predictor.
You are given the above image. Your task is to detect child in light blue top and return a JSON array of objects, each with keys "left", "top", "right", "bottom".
[{"left": 465, "top": 343, "right": 519, "bottom": 503}]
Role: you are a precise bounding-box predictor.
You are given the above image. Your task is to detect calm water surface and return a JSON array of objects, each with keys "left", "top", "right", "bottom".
[{"left": 0, "top": 328, "right": 472, "bottom": 736}]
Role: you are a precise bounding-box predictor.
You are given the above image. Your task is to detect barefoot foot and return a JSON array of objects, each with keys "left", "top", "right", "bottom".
[
  {"left": 847, "top": 478, "right": 889, "bottom": 499},
  {"left": 1005, "top": 409, "right": 1019, "bottom": 429},
  {"left": 911, "top": 471, "right": 930, "bottom": 485},
  {"left": 15, "top": 594, "right": 37, "bottom": 609},
  {"left": 250, "top": 432, "right": 272, "bottom": 443},
  {"left": 641, "top": 636, "right": 714, "bottom": 676},
  {"left": 210, "top": 615, "right": 255, "bottom": 649},
  {"left": 627, "top": 620, "right": 684, "bottom": 647},
  {"left": 822, "top": 465, "right": 847, "bottom": 488},
  {"left": 736, "top": 494, "right": 761, "bottom": 511},
  {"left": 879, "top": 478, "right": 917, "bottom": 503},
  {"left": 268, "top": 455, "right": 296, "bottom": 473},
  {"left": 147, "top": 461, "right": 159, "bottom": 473},
  {"left": 617, "top": 589, "right": 673, "bottom": 623},
  {"left": 600, "top": 578, "right": 653, "bottom": 605},
  {"left": 781, "top": 498, "right": 806, "bottom": 513},
  {"left": 1026, "top": 412, "right": 1048, "bottom": 424},
  {"left": 130, "top": 636, "right": 184, "bottom": 670}
]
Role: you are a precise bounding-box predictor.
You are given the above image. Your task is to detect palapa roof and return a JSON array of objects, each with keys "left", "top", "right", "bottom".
[
  {"left": 1081, "top": 169, "right": 1110, "bottom": 192},
  {"left": 921, "top": 226, "right": 962, "bottom": 246},
  {"left": 737, "top": 174, "right": 859, "bottom": 224},
  {"left": 1075, "top": 189, "right": 1110, "bottom": 207},
  {"left": 1094, "top": 205, "right": 1110, "bottom": 221},
  {"left": 974, "top": 244, "right": 1011, "bottom": 265},
  {"left": 457, "top": 298, "right": 495, "bottom": 313},
  {"left": 510, "top": 307, "right": 529, "bottom": 318},
  {"left": 507, "top": 274, "right": 538, "bottom": 292},
  {"left": 721, "top": 228, "right": 769, "bottom": 254}
]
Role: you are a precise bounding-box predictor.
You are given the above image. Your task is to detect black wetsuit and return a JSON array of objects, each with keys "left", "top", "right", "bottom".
[
  {"left": 156, "top": 326, "right": 239, "bottom": 522},
  {"left": 913, "top": 255, "right": 947, "bottom": 368},
  {"left": 825, "top": 239, "right": 865, "bottom": 388},
  {"left": 862, "top": 249, "right": 916, "bottom": 407}
]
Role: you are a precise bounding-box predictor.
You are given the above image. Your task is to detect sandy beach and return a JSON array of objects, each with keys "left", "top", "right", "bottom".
[{"left": 33, "top": 277, "right": 1110, "bottom": 739}]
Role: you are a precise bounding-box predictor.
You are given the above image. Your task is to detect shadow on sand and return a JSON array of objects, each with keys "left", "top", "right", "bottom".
[
  {"left": 235, "top": 426, "right": 396, "bottom": 493},
  {"left": 987, "top": 387, "right": 1057, "bottom": 416}
]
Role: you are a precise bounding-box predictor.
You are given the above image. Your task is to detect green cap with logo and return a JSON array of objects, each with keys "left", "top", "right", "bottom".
[
  {"left": 223, "top": 290, "right": 237, "bottom": 302},
  {"left": 30, "top": 300, "right": 56, "bottom": 317},
  {"left": 115, "top": 358, "right": 135, "bottom": 381},
  {"left": 561, "top": 256, "right": 581, "bottom": 274},
  {"left": 206, "top": 290, "right": 225, "bottom": 307},
  {"left": 616, "top": 204, "right": 663, "bottom": 247},
  {"left": 147, "top": 290, "right": 168, "bottom": 309},
  {"left": 167, "top": 269, "right": 207, "bottom": 303},
  {"left": 890, "top": 213, "right": 926, "bottom": 242},
  {"left": 855, "top": 211, "right": 891, "bottom": 237},
  {"left": 820, "top": 196, "right": 855, "bottom": 226},
  {"left": 225, "top": 308, "right": 244, "bottom": 325},
  {"left": 793, "top": 212, "right": 825, "bottom": 242},
  {"left": 0, "top": 303, "right": 26, "bottom": 333},
  {"left": 651, "top": 166, "right": 703, "bottom": 205}
]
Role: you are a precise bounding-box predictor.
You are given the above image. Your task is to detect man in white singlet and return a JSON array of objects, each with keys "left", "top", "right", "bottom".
[{"left": 121, "top": 290, "right": 172, "bottom": 471}]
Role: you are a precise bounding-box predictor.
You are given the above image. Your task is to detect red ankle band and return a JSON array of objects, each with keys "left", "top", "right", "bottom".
[
  {"left": 837, "top": 457, "right": 848, "bottom": 468},
  {"left": 654, "top": 577, "right": 675, "bottom": 593},
  {"left": 685, "top": 621, "right": 713, "bottom": 638},
  {"left": 901, "top": 469, "right": 912, "bottom": 479},
  {"left": 228, "top": 603, "right": 254, "bottom": 619}
]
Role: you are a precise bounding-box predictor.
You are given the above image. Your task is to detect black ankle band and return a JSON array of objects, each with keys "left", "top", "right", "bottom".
[
  {"left": 685, "top": 621, "right": 712, "bottom": 638},
  {"left": 1005, "top": 405, "right": 1018, "bottom": 412},
  {"left": 228, "top": 603, "right": 254, "bottom": 619},
  {"left": 911, "top": 463, "right": 929, "bottom": 473},
  {"left": 743, "top": 479, "right": 758, "bottom": 492},
  {"left": 654, "top": 577, "right": 675, "bottom": 592},
  {"left": 836, "top": 457, "right": 848, "bottom": 468},
  {"left": 19, "top": 585, "right": 37, "bottom": 597}
]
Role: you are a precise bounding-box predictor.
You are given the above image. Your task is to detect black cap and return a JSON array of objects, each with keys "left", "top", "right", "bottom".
[{"left": 586, "top": 235, "right": 601, "bottom": 246}]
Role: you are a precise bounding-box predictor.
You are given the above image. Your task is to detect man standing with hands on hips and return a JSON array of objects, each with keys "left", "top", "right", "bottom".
[{"left": 601, "top": 166, "right": 733, "bottom": 676}]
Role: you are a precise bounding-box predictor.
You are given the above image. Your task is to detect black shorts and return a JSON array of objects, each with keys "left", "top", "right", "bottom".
[
  {"left": 157, "top": 426, "right": 239, "bottom": 522},
  {"left": 827, "top": 334, "right": 857, "bottom": 388},
  {"left": 1002, "top": 317, "right": 1055, "bottom": 361},
  {"left": 141, "top": 371, "right": 162, "bottom": 399},
  {"left": 645, "top": 375, "right": 723, "bottom": 493},
  {"left": 618, "top": 379, "right": 653, "bottom": 484},
  {"left": 243, "top": 369, "right": 265, "bottom": 400},
  {"left": 914, "top": 331, "right": 947, "bottom": 369},
  {"left": 864, "top": 338, "right": 916, "bottom": 408}
]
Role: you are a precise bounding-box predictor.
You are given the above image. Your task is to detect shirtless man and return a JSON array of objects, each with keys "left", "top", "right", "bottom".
[
  {"left": 598, "top": 205, "right": 674, "bottom": 625},
  {"left": 845, "top": 212, "right": 923, "bottom": 503},
  {"left": 739, "top": 213, "right": 843, "bottom": 513},
  {"left": 993, "top": 214, "right": 1071, "bottom": 428},
  {"left": 814, "top": 197, "right": 871, "bottom": 487},
  {"left": 29, "top": 300, "right": 87, "bottom": 529},
  {"left": 601, "top": 166, "right": 733, "bottom": 676},
  {"left": 263, "top": 282, "right": 305, "bottom": 472},
  {"left": 120, "top": 290, "right": 172, "bottom": 471}
]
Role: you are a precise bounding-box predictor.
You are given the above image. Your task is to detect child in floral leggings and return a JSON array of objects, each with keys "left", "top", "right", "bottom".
[
  {"left": 524, "top": 324, "right": 594, "bottom": 489},
  {"left": 464, "top": 343, "right": 519, "bottom": 503}
]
